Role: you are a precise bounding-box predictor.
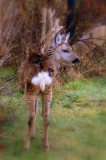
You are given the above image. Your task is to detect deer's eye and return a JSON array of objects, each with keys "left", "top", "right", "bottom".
[{"left": 63, "top": 49, "right": 68, "bottom": 53}]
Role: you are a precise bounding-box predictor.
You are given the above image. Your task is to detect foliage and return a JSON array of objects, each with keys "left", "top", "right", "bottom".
[{"left": 0, "top": 67, "right": 18, "bottom": 96}]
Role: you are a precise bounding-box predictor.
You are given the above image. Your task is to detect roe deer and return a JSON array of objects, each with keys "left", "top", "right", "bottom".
[{"left": 19, "top": 32, "right": 80, "bottom": 151}]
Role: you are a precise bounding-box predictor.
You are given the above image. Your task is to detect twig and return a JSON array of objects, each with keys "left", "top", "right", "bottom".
[
  {"left": 80, "top": 66, "right": 99, "bottom": 76},
  {"left": 9, "top": 109, "right": 15, "bottom": 126},
  {"left": 0, "top": 77, "right": 18, "bottom": 90},
  {"left": 0, "top": 135, "right": 15, "bottom": 139}
]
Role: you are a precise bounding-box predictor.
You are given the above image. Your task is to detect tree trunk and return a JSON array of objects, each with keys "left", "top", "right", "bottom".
[{"left": 66, "top": 0, "right": 75, "bottom": 40}]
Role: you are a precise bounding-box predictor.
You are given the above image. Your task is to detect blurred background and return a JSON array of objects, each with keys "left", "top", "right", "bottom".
[{"left": 0, "top": 1, "right": 106, "bottom": 159}]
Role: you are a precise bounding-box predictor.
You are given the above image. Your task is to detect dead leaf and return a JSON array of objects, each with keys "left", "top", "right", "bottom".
[
  {"left": 0, "top": 130, "right": 3, "bottom": 135},
  {"left": 0, "top": 144, "right": 6, "bottom": 150}
]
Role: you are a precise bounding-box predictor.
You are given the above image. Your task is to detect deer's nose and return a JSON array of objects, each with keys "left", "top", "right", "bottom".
[{"left": 72, "top": 58, "right": 80, "bottom": 65}]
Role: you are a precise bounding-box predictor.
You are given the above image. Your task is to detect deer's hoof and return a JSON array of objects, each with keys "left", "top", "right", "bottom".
[
  {"left": 30, "top": 136, "right": 35, "bottom": 141},
  {"left": 44, "top": 146, "right": 49, "bottom": 152},
  {"left": 24, "top": 143, "right": 30, "bottom": 150}
]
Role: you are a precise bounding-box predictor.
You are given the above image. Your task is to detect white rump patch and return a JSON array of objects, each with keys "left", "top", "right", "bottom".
[{"left": 31, "top": 71, "right": 52, "bottom": 91}]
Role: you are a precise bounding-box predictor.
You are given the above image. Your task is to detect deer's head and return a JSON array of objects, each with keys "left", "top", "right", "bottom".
[{"left": 51, "top": 32, "right": 80, "bottom": 69}]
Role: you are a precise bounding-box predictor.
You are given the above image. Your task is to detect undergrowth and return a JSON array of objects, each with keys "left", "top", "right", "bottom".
[{"left": 0, "top": 67, "right": 106, "bottom": 160}]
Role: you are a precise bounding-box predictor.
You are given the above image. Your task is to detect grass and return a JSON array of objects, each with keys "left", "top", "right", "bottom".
[{"left": 0, "top": 67, "right": 106, "bottom": 160}]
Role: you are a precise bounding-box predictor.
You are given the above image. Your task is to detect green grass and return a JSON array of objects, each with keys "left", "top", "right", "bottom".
[{"left": 0, "top": 67, "right": 106, "bottom": 160}]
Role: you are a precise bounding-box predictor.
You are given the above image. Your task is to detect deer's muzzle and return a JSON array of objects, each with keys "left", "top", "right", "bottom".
[{"left": 72, "top": 58, "right": 80, "bottom": 65}]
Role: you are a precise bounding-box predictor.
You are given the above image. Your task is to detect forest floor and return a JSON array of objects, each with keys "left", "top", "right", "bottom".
[{"left": 0, "top": 67, "right": 106, "bottom": 160}]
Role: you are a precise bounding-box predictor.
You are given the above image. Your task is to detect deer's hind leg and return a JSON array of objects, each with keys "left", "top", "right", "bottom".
[
  {"left": 24, "top": 94, "right": 38, "bottom": 150},
  {"left": 30, "top": 96, "right": 38, "bottom": 139},
  {"left": 42, "top": 86, "right": 52, "bottom": 151}
]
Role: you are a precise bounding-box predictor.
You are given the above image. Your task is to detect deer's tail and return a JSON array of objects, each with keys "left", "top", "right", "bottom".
[{"left": 40, "top": 79, "right": 45, "bottom": 91}]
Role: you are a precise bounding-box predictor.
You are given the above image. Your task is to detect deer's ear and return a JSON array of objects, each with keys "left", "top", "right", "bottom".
[
  {"left": 55, "top": 32, "right": 62, "bottom": 45},
  {"left": 62, "top": 32, "right": 70, "bottom": 43},
  {"left": 52, "top": 32, "right": 62, "bottom": 48}
]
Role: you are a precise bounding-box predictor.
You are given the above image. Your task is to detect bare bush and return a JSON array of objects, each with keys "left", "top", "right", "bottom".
[
  {"left": 71, "top": 0, "right": 106, "bottom": 77},
  {"left": 0, "top": 0, "right": 106, "bottom": 77},
  {"left": 0, "top": 0, "right": 68, "bottom": 68}
]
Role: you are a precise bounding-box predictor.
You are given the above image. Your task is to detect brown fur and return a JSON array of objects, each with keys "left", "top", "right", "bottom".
[
  {"left": 19, "top": 52, "right": 55, "bottom": 151},
  {"left": 19, "top": 52, "right": 55, "bottom": 92},
  {"left": 19, "top": 32, "right": 79, "bottom": 151}
]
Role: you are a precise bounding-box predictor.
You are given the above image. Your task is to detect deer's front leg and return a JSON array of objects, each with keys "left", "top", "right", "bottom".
[
  {"left": 24, "top": 95, "right": 38, "bottom": 150},
  {"left": 42, "top": 86, "right": 52, "bottom": 151}
]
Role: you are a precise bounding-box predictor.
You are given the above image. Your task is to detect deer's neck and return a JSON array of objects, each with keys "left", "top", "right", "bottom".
[
  {"left": 48, "top": 55, "right": 61, "bottom": 74},
  {"left": 47, "top": 46, "right": 61, "bottom": 72}
]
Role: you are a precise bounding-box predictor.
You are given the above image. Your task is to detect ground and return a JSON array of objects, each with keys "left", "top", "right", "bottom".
[{"left": 0, "top": 67, "right": 106, "bottom": 160}]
